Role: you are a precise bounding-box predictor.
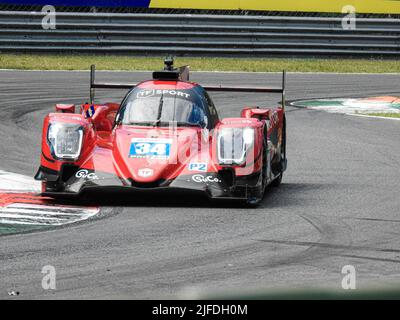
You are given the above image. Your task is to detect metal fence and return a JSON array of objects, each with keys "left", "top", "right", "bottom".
[{"left": 0, "top": 10, "right": 399, "bottom": 57}]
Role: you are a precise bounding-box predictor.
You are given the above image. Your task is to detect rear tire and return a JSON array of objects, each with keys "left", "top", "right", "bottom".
[{"left": 271, "top": 117, "right": 286, "bottom": 188}]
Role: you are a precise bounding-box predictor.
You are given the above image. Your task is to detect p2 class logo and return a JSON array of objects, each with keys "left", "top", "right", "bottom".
[
  {"left": 188, "top": 163, "right": 208, "bottom": 172},
  {"left": 138, "top": 168, "right": 154, "bottom": 178},
  {"left": 75, "top": 169, "right": 99, "bottom": 180},
  {"left": 191, "top": 174, "right": 221, "bottom": 183}
]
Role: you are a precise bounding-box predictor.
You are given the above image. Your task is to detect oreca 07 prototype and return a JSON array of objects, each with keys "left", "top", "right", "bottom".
[{"left": 35, "top": 58, "right": 287, "bottom": 206}]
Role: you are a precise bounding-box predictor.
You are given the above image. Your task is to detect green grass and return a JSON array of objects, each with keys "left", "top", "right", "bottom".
[
  {"left": 0, "top": 53, "right": 399, "bottom": 73},
  {"left": 363, "top": 113, "right": 400, "bottom": 118}
]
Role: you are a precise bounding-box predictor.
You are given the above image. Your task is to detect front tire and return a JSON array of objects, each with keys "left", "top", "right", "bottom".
[{"left": 244, "top": 135, "right": 269, "bottom": 207}]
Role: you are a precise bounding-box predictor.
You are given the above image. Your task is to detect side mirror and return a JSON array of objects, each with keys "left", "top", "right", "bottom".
[
  {"left": 92, "top": 106, "right": 113, "bottom": 132},
  {"left": 55, "top": 104, "right": 75, "bottom": 113}
]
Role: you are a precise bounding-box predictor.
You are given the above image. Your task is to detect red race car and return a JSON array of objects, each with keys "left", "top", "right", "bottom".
[{"left": 35, "top": 58, "right": 287, "bottom": 206}]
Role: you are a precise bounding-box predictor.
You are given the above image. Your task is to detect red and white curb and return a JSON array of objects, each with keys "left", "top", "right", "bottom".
[
  {"left": 0, "top": 170, "right": 99, "bottom": 226},
  {"left": 291, "top": 96, "right": 400, "bottom": 120},
  {"left": 349, "top": 114, "right": 400, "bottom": 121},
  {"left": 0, "top": 170, "right": 41, "bottom": 193}
]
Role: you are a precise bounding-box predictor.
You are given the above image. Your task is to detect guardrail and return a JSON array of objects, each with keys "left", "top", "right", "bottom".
[{"left": 0, "top": 11, "right": 398, "bottom": 57}]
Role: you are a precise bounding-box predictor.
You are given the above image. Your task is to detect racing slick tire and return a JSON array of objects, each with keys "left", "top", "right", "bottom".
[
  {"left": 271, "top": 116, "right": 286, "bottom": 188},
  {"left": 244, "top": 134, "right": 269, "bottom": 207}
]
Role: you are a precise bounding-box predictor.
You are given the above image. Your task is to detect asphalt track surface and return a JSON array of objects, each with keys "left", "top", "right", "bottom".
[{"left": 0, "top": 70, "right": 399, "bottom": 299}]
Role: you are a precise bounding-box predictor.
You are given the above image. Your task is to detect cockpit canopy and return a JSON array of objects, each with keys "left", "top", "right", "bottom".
[{"left": 118, "top": 83, "right": 219, "bottom": 129}]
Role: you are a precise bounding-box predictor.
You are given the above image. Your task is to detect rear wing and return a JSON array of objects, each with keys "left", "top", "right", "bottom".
[{"left": 89, "top": 64, "right": 286, "bottom": 111}]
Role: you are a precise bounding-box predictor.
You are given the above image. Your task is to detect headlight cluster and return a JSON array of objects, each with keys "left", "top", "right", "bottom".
[
  {"left": 47, "top": 123, "right": 83, "bottom": 160},
  {"left": 217, "top": 127, "right": 254, "bottom": 165}
]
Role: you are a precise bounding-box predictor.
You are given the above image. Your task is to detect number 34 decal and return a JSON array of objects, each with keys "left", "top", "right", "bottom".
[
  {"left": 129, "top": 138, "right": 172, "bottom": 159},
  {"left": 135, "top": 143, "right": 166, "bottom": 155}
]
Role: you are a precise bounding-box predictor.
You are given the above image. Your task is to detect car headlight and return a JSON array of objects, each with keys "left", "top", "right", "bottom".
[
  {"left": 47, "top": 123, "right": 83, "bottom": 160},
  {"left": 217, "top": 127, "right": 254, "bottom": 165}
]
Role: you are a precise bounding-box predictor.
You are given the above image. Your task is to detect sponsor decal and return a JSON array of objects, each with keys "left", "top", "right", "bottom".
[
  {"left": 75, "top": 169, "right": 99, "bottom": 180},
  {"left": 188, "top": 163, "right": 208, "bottom": 172},
  {"left": 136, "top": 89, "right": 190, "bottom": 99},
  {"left": 138, "top": 168, "right": 154, "bottom": 178},
  {"left": 291, "top": 96, "right": 400, "bottom": 115},
  {"left": 85, "top": 105, "right": 95, "bottom": 118},
  {"left": 192, "top": 174, "right": 221, "bottom": 184},
  {"left": 129, "top": 138, "right": 172, "bottom": 160}
]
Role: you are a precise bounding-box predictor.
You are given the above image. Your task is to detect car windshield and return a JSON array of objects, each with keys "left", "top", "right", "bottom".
[{"left": 120, "top": 87, "right": 207, "bottom": 128}]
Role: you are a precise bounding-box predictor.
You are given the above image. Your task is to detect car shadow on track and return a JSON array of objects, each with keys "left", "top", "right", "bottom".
[
  {"left": 53, "top": 182, "right": 330, "bottom": 209},
  {"left": 258, "top": 182, "right": 331, "bottom": 209}
]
